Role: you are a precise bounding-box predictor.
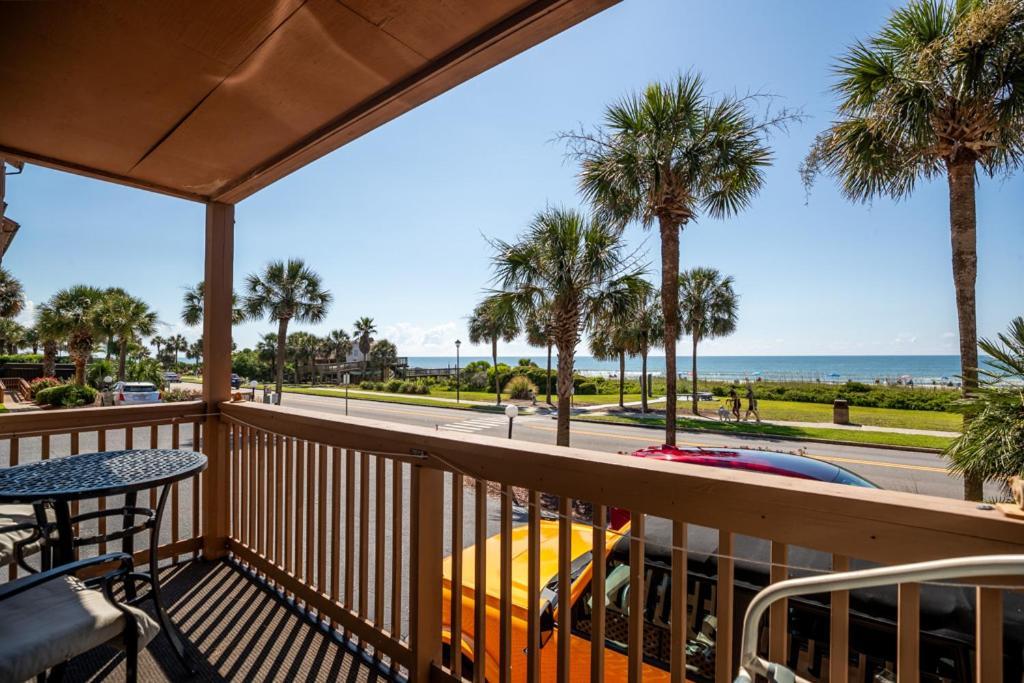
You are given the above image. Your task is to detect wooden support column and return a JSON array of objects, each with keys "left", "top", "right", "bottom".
[
  {"left": 201, "top": 201, "right": 234, "bottom": 560},
  {"left": 409, "top": 464, "right": 444, "bottom": 683}
]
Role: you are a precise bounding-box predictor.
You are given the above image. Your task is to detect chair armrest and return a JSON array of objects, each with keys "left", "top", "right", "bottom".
[{"left": 0, "top": 552, "right": 134, "bottom": 602}]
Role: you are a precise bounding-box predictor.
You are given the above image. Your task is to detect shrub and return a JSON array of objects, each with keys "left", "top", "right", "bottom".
[
  {"left": 373, "top": 382, "right": 385, "bottom": 391},
  {"left": 29, "top": 376, "right": 62, "bottom": 399},
  {"left": 385, "top": 379, "right": 403, "bottom": 393},
  {"left": 359, "top": 381, "right": 376, "bottom": 390},
  {"left": 464, "top": 371, "right": 489, "bottom": 391},
  {"left": 162, "top": 388, "right": 201, "bottom": 402},
  {"left": 36, "top": 384, "right": 98, "bottom": 408},
  {"left": 86, "top": 359, "right": 117, "bottom": 389},
  {"left": 0, "top": 354, "right": 43, "bottom": 363},
  {"left": 127, "top": 358, "right": 165, "bottom": 389},
  {"left": 504, "top": 376, "right": 538, "bottom": 400},
  {"left": 576, "top": 381, "right": 598, "bottom": 395}
]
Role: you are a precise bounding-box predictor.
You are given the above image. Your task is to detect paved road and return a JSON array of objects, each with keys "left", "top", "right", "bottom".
[{"left": 225, "top": 388, "right": 987, "bottom": 500}]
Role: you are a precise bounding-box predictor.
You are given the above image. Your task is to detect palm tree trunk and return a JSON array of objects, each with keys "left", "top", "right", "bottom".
[
  {"left": 692, "top": 335, "right": 700, "bottom": 416},
  {"left": 545, "top": 343, "right": 552, "bottom": 405},
  {"left": 641, "top": 348, "right": 648, "bottom": 413},
  {"left": 948, "top": 159, "right": 982, "bottom": 501},
  {"left": 660, "top": 219, "right": 681, "bottom": 445},
  {"left": 42, "top": 341, "right": 56, "bottom": 378},
  {"left": 117, "top": 339, "right": 128, "bottom": 381},
  {"left": 72, "top": 348, "right": 86, "bottom": 385},
  {"left": 555, "top": 345, "right": 575, "bottom": 447},
  {"left": 275, "top": 318, "right": 289, "bottom": 395},
  {"left": 492, "top": 337, "right": 501, "bottom": 405},
  {"left": 618, "top": 351, "right": 625, "bottom": 408}
]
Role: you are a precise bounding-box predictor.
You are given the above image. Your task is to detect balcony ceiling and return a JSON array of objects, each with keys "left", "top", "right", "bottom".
[{"left": 0, "top": 0, "right": 615, "bottom": 203}]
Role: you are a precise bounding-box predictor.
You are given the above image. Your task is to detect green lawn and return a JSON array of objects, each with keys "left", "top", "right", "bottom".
[
  {"left": 282, "top": 386, "right": 505, "bottom": 413},
  {"left": 753, "top": 399, "right": 961, "bottom": 432},
  {"left": 579, "top": 414, "right": 953, "bottom": 450}
]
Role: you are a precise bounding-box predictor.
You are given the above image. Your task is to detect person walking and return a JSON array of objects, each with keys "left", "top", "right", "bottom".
[
  {"left": 744, "top": 382, "right": 761, "bottom": 423},
  {"left": 728, "top": 386, "right": 741, "bottom": 421}
]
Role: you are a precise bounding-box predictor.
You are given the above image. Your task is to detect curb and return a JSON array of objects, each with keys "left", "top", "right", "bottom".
[{"left": 568, "top": 416, "right": 945, "bottom": 454}]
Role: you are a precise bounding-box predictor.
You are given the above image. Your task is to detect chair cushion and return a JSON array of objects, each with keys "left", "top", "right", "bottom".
[
  {"left": 0, "top": 504, "right": 44, "bottom": 566},
  {"left": 0, "top": 575, "right": 160, "bottom": 681}
]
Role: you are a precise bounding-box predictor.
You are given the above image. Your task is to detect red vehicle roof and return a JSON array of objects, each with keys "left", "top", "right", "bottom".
[{"left": 629, "top": 445, "right": 878, "bottom": 488}]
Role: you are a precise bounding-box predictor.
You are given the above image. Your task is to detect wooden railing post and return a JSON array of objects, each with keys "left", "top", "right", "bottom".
[
  {"left": 201, "top": 201, "right": 234, "bottom": 560},
  {"left": 409, "top": 463, "right": 443, "bottom": 682}
]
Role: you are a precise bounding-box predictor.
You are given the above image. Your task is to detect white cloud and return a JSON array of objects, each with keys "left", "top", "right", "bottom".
[
  {"left": 380, "top": 321, "right": 460, "bottom": 355},
  {"left": 15, "top": 299, "right": 35, "bottom": 327}
]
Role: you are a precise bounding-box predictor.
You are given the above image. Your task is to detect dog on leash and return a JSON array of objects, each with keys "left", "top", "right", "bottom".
[{"left": 717, "top": 404, "right": 731, "bottom": 421}]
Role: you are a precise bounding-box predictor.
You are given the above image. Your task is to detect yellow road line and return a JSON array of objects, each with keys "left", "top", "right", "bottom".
[{"left": 522, "top": 422, "right": 946, "bottom": 474}]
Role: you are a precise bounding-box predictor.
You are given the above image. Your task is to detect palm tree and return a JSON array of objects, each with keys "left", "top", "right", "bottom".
[
  {"left": 326, "top": 329, "right": 353, "bottom": 383},
  {"left": 257, "top": 332, "right": 280, "bottom": 380},
  {"left": 34, "top": 307, "right": 62, "bottom": 377},
  {"left": 679, "top": 268, "right": 738, "bottom": 415},
  {"left": 243, "top": 259, "right": 332, "bottom": 395},
  {"left": 288, "top": 331, "right": 318, "bottom": 383},
  {"left": 151, "top": 335, "right": 166, "bottom": 362},
  {"left": 0, "top": 267, "right": 25, "bottom": 319},
  {"left": 467, "top": 297, "right": 518, "bottom": 406},
  {"left": 524, "top": 304, "right": 556, "bottom": 405},
  {"left": 39, "top": 285, "right": 104, "bottom": 384},
  {"left": 181, "top": 280, "right": 245, "bottom": 327},
  {"left": 489, "top": 207, "right": 647, "bottom": 445},
  {"left": 0, "top": 319, "right": 26, "bottom": 354},
  {"left": 568, "top": 72, "right": 784, "bottom": 446},
  {"left": 627, "top": 288, "right": 663, "bottom": 413},
  {"left": 166, "top": 334, "right": 188, "bottom": 368},
  {"left": 370, "top": 339, "right": 398, "bottom": 381},
  {"left": 353, "top": 317, "right": 377, "bottom": 382},
  {"left": 589, "top": 312, "right": 635, "bottom": 409},
  {"left": 23, "top": 325, "right": 39, "bottom": 354},
  {"left": 946, "top": 316, "right": 1024, "bottom": 486},
  {"left": 802, "top": 0, "right": 1024, "bottom": 500},
  {"left": 186, "top": 337, "right": 203, "bottom": 367},
  {"left": 91, "top": 289, "right": 158, "bottom": 380}
]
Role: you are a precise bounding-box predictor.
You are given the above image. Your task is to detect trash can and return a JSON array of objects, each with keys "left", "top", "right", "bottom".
[{"left": 833, "top": 398, "right": 850, "bottom": 425}]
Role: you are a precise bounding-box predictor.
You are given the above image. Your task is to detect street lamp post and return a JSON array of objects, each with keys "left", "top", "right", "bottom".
[
  {"left": 455, "top": 339, "right": 461, "bottom": 403},
  {"left": 505, "top": 403, "right": 517, "bottom": 439}
]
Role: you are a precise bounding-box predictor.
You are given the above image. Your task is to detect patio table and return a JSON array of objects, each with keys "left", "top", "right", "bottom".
[{"left": 0, "top": 448, "right": 207, "bottom": 672}]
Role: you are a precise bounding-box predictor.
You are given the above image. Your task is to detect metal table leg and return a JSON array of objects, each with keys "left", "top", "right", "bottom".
[
  {"left": 52, "top": 499, "right": 74, "bottom": 566},
  {"left": 122, "top": 491, "right": 137, "bottom": 601},
  {"left": 145, "top": 483, "right": 195, "bottom": 674}
]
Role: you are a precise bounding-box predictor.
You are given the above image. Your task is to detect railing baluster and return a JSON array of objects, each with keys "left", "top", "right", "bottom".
[
  {"left": 976, "top": 587, "right": 1003, "bottom": 682},
  {"left": 359, "top": 451, "right": 370, "bottom": 624},
  {"left": 171, "top": 423, "right": 180, "bottom": 545},
  {"left": 627, "top": 511, "right": 644, "bottom": 683},
  {"left": 331, "top": 447, "right": 342, "bottom": 631},
  {"left": 670, "top": 520, "right": 687, "bottom": 683},
  {"left": 590, "top": 503, "right": 607, "bottom": 683},
  {"left": 319, "top": 444, "right": 329, "bottom": 597},
  {"left": 830, "top": 554, "right": 850, "bottom": 683},
  {"left": 306, "top": 440, "right": 316, "bottom": 602},
  {"left": 257, "top": 429, "right": 267, "bottom": 567},
  {"left": 285, "top": 437, "right": 295, "bottom": 587},
  {"left": 499, "top": 483, "right": 513, "bottom": 683},
  {"left": 41, "top": 434, "right": 49, "bottom": 460},
  {"left": 266, "top": 433, "right": 276, "bottom": 569},
  {"left": 375, "top": 454, "right": 386, "bottom": 635},
  {"left": 391, "top": 458, "right": 403, "bottom": 652},
  {"left": 344, "top": 447, "right": 355, "bottom": 640},
  {"left": 558, "top": 496, "right": 573, "bottom": 683},
  {"left": 276, "top": 435, "right": 285, "bottom": 568},
  {"left": 716, "top": 530, "right": 734, "bottom": 683},
  {"left": 451, "top": 472, "right": 464, "bottom": 679},
  {"left": 244, "top": 425, "right": 253, "bottom": 551},
  {"left": 294, "top": 441, "right": 306, "bottom": 585},
  {"left": 473, "top": 479, "right": 486, "bottom": 683},
  {"left": 524, "top": 491, "right": 541, "bottom": 683},
  {"left": 897, "top": 583, "right": 920, "bottom": 683},
  {"left": 125, "top": 425, "right": 133, "bottom": 449},
  {"left": 97, "top": 430, "right": 107, "bottom": 555},
  {"left": 769, "top": 541, "right": 788, "bottom": 665}
]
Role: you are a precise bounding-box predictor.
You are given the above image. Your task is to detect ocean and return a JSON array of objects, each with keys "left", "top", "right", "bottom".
[{"left": 405, "top": 355, "right": 981, "bottom": 385}]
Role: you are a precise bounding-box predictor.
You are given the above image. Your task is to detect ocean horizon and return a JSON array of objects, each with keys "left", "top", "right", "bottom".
[{"left": 405, "top": 354, "right": 985, "bottom": 384}]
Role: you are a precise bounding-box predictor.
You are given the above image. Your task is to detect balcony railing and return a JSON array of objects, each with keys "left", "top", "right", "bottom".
[{"left": 4, "top": 399, "right": 1024, "bottom": 682}]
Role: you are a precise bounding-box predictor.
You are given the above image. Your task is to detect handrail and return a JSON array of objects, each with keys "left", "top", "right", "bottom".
[
  {"left": 734, "top": 555, "right": 1024, "bottom": 683},
  {"left": 0, "top": 376, "right": 32, "bottom": 401},
  {"left": 0, "top": 400, "right": 208, "bottom": 438}
]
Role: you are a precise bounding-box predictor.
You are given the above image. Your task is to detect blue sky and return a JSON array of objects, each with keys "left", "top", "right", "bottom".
[{"left": 5, "top": 0, "right": 1023, "bottom": 357}]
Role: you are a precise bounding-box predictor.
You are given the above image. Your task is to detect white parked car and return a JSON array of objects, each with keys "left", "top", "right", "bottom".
[
  {"left": 112, "top": 381, "right": 161, "bottom": 405},
  {"left": 163, "top": 371, "right": 181, "bottom": 383}
]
